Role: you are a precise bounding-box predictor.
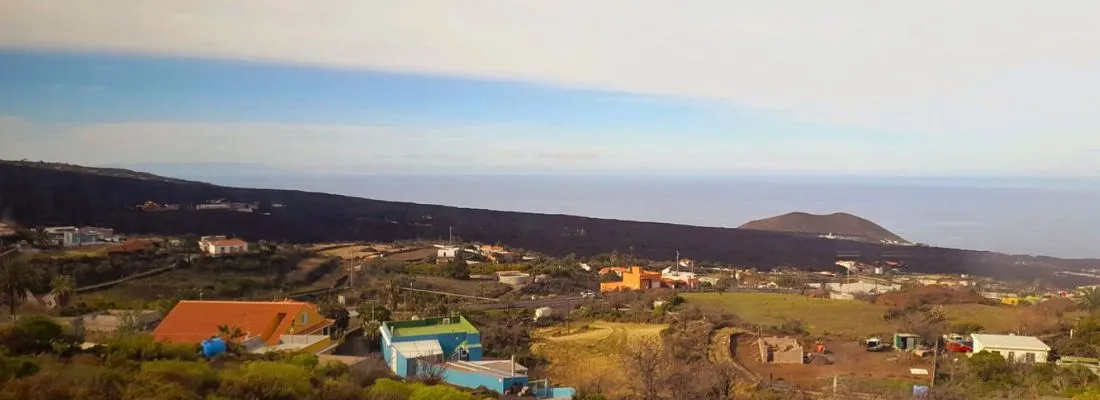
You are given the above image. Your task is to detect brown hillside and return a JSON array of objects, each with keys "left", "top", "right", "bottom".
[{"left": 739, "top": 212, "right": 908, "bottom": 244}]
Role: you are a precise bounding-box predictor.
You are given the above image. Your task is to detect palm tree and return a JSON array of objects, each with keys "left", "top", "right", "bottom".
[
  {"left": 1078, "top": 287, "right": 1100, "bottom": 310},
  {"left": 30, "top": 227, "right": 51, "bottom": 247},
  {"left": 0, "top": 258, "right": 36, "bottom": 319},
  {"left": 50, "top": 275, "right": 76, "bottom": 309},
  {"left": 384, "top": 280, "right": 401, "bottom": 311},
  {"left": 216, "top": 324, "right": 245, "bottom": 343}
]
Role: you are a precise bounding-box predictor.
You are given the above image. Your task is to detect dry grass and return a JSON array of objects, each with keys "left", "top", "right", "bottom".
[
  {"left": 411, "top": 276, "right": 512, "bottom": 298},
  {"left": 387, "top": 247, "right": 436, "bottom": 262},
  {"left": 318, "top": 245, "right": 379, "bottom": 260},
  {"left": 532, "top": 321, "right": 665, "bottom": 398}
]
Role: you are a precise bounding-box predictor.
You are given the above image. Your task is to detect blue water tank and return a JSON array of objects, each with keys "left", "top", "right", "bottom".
[{"left": 201, "top": 337, "right": 227, "bottom": 358}]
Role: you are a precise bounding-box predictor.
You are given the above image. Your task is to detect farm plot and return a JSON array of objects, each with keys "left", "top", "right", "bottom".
[{"left": 532, "top": 321, "right": 665, "bottom": 397}]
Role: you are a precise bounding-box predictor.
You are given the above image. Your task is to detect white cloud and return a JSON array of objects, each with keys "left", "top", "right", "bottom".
[{"left": 4, "top": 0, "right": 1100, "bottom": 144}]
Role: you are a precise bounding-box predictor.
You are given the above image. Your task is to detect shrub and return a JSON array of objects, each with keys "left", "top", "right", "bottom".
[
  {"left": 368, "top": 378, "right": 415, "bottom": 400},
  {"left": 311, "top": 379, "right": 366, "bottom": 400},
  {"left": 0, "top": 316, "right": 78, "bottom": 355},
  {"left": 288, "top": 353, "right": 319, "bottom": 370},
  {"left": 218, "top": 361, "right": 312, "bottom": 400},
  {"left": 139, "top": 360, "right": 219, "bottom": 394},
  {"left": 409, "top": 385, "right": 474, "bottom": 400},
  {"left": 314, "top": 360, "right": 350, "bottom": 380}
]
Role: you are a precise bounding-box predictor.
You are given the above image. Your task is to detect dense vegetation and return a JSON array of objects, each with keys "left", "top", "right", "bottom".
[
  {"left": 0, "top": 316, "right": 489, "bottom": 400},
  {"left": 3, "top": 161, "right": 1095, "bottom": 284}
]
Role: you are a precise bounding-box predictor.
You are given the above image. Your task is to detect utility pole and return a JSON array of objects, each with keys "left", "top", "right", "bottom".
[
  {"left": 930, "top": 336, "right": 940, "bottom": 388},
  {"left": 675, "top": 251, "right": 680, "bottom": 272}
]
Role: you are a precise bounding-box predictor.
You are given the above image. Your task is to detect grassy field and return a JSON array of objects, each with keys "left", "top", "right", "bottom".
[
  {"left": 682, "top": 292, "right": 1071, "bottom": 338},
  {"left": 532, "top": 321, "right": 665, "bottom": 397},
  {"left": 682, "top": 292, "right": 895, "bottom": 337},
  {"left": 318, "top": 245, "right": 379, "bottom": 259}
]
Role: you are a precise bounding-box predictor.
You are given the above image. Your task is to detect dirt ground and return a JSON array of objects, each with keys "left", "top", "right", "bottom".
[
  {"left": 386, "top": 247, "right": 436, "bottom": 262},
  {"left": 734, "top": 334, "right": 933, "bottom": 392}
]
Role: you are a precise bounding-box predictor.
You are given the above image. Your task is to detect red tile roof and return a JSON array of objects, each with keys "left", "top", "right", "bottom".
[
  {"left": 152, "top": 300, "right": 332, "bottom": 345},
  {"left": 210, "top": 239, "right": 247, "bottom": 247},
  {"left": 106, "top": 240, "right": 152, "bottom": 253}
]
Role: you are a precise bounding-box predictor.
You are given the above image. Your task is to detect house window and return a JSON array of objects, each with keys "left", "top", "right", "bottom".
[
  {"left": 301, "top": 313, "right": 308, "bottom": 325},
  {"left": 1025, "top": 353, "right": 1036, "bottom": 364},
  {"left": 1007, "top": 351, "right": 1016, "bottom": 362}
]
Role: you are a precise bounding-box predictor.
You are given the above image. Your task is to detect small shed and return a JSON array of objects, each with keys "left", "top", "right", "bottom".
[{"left": 893, "top": 333, "right": 922, "bottom": 351}]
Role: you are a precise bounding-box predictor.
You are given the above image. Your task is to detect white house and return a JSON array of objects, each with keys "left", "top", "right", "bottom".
[
  {"left": 205, "top": 239, "right": 248, "bottom": 256},
  {"left": 436, "top": 247, "right": 460, "bottom": 259},
  {"left": 826, "top": 281, "right": 901, "bottom": 295},
  {"left": 970, "top": 334, "right": 1050, "bottom": 364}
]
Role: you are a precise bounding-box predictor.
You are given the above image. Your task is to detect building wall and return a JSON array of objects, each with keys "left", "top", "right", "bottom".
[
  {"left": 600, "top": 267, "right": 664, "bottom": 292},
  {"left": 973, "top": 346, "right": 1048, "bottom": 364},
  {"left": 443, "top": 369, "right": 528, "bottom": 393}
]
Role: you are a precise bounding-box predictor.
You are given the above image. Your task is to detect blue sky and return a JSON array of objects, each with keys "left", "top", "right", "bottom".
[{"left": 2, "top": 1, "right": 1099, "bottom": 176}]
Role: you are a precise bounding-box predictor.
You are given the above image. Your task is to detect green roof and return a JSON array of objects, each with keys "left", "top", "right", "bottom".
[{"left": 386, "top": 316, "right": 479, "bottom": 337}]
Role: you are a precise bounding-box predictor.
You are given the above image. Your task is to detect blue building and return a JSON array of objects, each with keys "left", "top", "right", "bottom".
[{"left": 380, "top": 315, "right": 573, "bottom": 397}]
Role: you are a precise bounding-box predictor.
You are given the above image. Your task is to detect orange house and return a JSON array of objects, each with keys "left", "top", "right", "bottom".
[
  {"left": 600, "top": 266, "right": 668, "bottom": 292},
  {"left": 152, "top": 300, "right": 334, "bottom": 348}
]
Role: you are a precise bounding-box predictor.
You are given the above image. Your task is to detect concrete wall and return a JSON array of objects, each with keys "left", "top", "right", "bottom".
[{"left": 758, "top": 337, "right": 803, "bottom": 364}]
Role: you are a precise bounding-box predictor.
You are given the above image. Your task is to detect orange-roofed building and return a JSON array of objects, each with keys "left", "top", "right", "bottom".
[
  {"left": 600, "top": 266, "right": 670, "bottom": 292},
  {"left": 598, "top": 267, "right": 631, "bottom": 277},
  {"left": 153, "top": 300, "right": 336, "bottom": 354},
  {"left": 106, "top": 239, "right": 153, "bottom": 254},
  {"left": 204, "top": 238, "right": 248, "bottom": 256}
]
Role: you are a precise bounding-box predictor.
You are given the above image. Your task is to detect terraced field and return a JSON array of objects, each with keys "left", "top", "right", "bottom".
[{"left": 532, "top": 321, "right": 665, "bottom": 397}]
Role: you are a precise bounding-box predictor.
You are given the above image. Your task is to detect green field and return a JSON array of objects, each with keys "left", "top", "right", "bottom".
[
  {"left": 682, "top": 292, "right": 1071, "bottom": 338},
  {"left": 682, "top": 292, "right": 895, "bottom": 337}
]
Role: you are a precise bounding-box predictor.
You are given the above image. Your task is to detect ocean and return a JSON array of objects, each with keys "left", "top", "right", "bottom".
[{"left": 183, "top": 174, "right": 1100, "bottom": 259}]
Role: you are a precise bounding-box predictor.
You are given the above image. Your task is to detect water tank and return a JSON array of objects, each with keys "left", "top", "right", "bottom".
[{"left": 201, "top": 337, "right": 228, "bottom": 358}]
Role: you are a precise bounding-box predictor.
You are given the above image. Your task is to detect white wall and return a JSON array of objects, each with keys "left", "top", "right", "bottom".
[{"left": 972, "top": 343, "right": 1048, "bottom": 364}]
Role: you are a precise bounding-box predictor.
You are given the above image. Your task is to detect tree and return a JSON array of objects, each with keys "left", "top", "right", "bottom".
[
  {"left": 216, "top": 325, "right": 245, "bottom": 343},
  {"left": 1079, "top": 287, "right": 1100, "bottom": 311},
  {"left": 383, "top": 280, "right": 402, "bottom": 311},
  {"left": 0, "top": 258, "right": 37, "bottom": 319},
  {"left": 318, "top": 302, "right": 350, "bottom": 334},
  {"left": 619, "top": 336, "right": 670, "bottom": 400},
  {"left": 443, "top": 260, "right": 470, "bottom": 280},
  {"left": 27, "top": 227, "right": 51, "bottom": 247},
  {"left": 357, "top": 302, "right": 390, "bottom": 323},
  {"left": 50, "top": 275, "right": 76, "bottom": 309}
]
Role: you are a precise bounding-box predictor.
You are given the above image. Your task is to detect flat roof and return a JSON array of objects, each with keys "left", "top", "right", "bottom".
[
  {"left": 972, "top": 334, "right": 1051, "bottom": 351},
  {"left": 392, "top": 340, "right": 443, "bottom": 359},
  {"left": 446, "top": 359, "right": 527, "bottom": 378},
  {"left": 386, "top": 316, "right": 479, "bottom": 337}
]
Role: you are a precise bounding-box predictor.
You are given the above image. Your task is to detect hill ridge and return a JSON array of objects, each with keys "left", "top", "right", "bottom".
[
  {"left": 0, "top": 160, "right": 1094, "bottom": 285},
  {"left": 739, "top": 211, "right": 908, "bottom": 244}
]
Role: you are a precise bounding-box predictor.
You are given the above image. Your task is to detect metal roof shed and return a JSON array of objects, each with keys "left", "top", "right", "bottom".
[
  {"left": 971, "top": 334, "right": 1051, "bottom": 364},
  {"left": 970, "top": 334, "right": 1050, "bottom": 352}
]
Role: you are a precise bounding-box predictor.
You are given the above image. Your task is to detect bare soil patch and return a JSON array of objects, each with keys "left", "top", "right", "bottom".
[{"left": 734, "top": 334, "right": 932, "bottom": 392}]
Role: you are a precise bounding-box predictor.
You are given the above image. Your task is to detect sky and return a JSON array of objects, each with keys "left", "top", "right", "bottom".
[{"left": 2, "top": 1, "right": 1100, "bottom": 176}]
